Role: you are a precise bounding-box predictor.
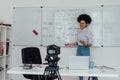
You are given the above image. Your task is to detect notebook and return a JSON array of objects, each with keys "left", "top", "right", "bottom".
[{"left": 69, "top": 56, "right": 89, "bottom": 70}]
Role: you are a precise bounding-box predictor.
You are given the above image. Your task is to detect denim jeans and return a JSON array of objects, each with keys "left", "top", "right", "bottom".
[{"left": 76, "top": 45, "right": 90, "bottom": 80}]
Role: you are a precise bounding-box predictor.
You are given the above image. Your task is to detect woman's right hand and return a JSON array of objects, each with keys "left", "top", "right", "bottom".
[{"left": 64, "top": 43, "right": 74, "bottom": 47}]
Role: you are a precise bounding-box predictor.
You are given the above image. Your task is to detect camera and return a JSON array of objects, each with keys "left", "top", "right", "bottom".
[
  {"left": 47, "top": 44, "right": 60, "bottom": 55},
  {"left": 44, "top": 45, "right": 62, "bottom": 80},
  {"left": 45, "top": 44, "right": 60, "bottom": 67}
]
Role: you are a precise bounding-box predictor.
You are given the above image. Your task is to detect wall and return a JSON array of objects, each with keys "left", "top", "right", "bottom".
[
  {"left": 0, "top": 0, "right": 120, "bottom": 80},
  {"left": 0, "top": 0, "right": 13, "bottom": 24}
]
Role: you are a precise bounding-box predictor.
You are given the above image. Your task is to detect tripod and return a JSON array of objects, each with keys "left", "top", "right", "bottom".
[{"left": 43, "top": 66, "right": 62, "bottom": 80}]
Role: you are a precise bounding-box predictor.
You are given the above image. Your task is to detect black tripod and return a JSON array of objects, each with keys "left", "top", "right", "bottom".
[{"left": 43, "top": 66, "right": 62, "bottom": 80}]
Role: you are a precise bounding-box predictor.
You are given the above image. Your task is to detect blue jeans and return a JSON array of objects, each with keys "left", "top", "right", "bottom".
[{"left": 76, "top": 45, "right": 90, "bottom": 80}]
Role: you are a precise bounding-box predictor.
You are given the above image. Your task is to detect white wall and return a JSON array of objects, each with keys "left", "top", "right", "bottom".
[
  {"left": 0, "top": 0, "right": 120, "bottom": 80},
  {"left": 0, "top": 0, "right": 13, "bottom": 24}
]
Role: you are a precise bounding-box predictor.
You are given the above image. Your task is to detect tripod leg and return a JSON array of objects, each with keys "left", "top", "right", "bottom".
[
  {"left": 88, "top": 77, "right": 91, "bottom": 80},
  {"left": 33, "top": 75, "right": 36, "bottom": 80},
  {"left": 45, "top": 71, "right": 49, "bottom": 80},
  {"left": 38, "top": 75, "right": 41, "bottom": 80},
  {"left": 44, "top": 67, "right": 50, "bottom": 80},
  {"left": 56, "top": 71, "right": 62, "bottom": 80},
  {"left": 44, "top": 70, "right": 48, "bottom": 80}
]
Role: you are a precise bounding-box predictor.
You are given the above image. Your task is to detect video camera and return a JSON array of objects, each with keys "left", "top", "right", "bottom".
[
  {"left": 44, "top": 45, "right": 62, "bottom": 80},
  {"left": 47, "top": 44, "right": 60, "bottom": 55},
  {"left": 45, "top": 44, "right": 60, "bottom": 67}
]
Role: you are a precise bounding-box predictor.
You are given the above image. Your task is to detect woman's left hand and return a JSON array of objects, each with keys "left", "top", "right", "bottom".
[{"left": 80, "top": 40, "right": 87, "bottom": 46}]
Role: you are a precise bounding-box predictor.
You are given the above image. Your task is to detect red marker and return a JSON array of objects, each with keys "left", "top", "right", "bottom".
[{"left": 32, "top": 29, "right": 38, "bottom": 35}]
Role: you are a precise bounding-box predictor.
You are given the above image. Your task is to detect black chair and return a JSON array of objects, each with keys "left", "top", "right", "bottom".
[
  {"left": 21, "top": 47, "right": 43, "bottom": 80},
  {"left": 88, "top": 77, "right": 98, "bottom": 80}
]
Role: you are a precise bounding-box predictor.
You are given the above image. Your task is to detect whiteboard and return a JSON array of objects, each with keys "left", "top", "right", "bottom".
[
  {"left": 42, "top": 6, "right": 102, "bottom": 47},
  {"left": 13, "top": 6, "right": 102, "bottom": 47},
  {"left": 103, "top": 5, "right": 120, "bottom": 46},
  {"left": 13, "top": 7, "right": 42, "bottom": 46}
]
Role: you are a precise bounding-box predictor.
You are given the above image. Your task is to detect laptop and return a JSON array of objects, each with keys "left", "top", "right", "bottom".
[{"left": 69, "top": 56, "right": 90, "bottom": 70}]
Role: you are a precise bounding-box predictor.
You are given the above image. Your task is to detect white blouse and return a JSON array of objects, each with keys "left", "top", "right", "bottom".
[{"left": 77, "top": 27, "right": 93, "bottom": 46}]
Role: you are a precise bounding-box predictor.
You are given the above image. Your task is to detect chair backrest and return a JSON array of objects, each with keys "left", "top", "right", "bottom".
[
  {"left": 22, "top": 47, "right": 42, "bottom": 64},
  {"left": 21, "top": 47, "right": 43, "bottom": 80}
]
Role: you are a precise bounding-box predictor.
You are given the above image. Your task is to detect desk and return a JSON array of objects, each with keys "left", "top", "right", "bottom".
[{"left": 7, "top": 66, "right": 119, "bottom": 78}]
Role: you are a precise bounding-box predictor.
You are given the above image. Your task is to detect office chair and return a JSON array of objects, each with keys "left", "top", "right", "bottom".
[
  {"left": 21, "top": 47, "right": 43, "bottom": 80},
  {"left": 88, "top": 77, "right": 98, "bottom": 80}
]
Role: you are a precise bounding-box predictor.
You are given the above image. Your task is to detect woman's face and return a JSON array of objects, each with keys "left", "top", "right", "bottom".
[{"left": 80, "top": 20, "right": 88, "bottom": 29}]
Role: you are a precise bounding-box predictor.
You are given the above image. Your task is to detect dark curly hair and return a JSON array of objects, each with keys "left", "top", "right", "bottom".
[{"left": 77, "top": 14, "right": 92, "bottom": 24}]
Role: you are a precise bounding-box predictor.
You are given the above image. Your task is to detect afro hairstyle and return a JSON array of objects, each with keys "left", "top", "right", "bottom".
[{"left": 77, "top": 14, "right": 92, "bottom": 24}]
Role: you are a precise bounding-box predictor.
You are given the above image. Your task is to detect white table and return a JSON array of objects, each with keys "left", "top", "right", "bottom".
[{"left": 7, "top": 65, "right": 119, "bottom": 78}]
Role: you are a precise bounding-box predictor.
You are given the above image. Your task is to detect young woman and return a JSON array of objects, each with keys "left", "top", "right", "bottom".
[{"left": 65, "top": 14, "right": 92, "bottom": 80}]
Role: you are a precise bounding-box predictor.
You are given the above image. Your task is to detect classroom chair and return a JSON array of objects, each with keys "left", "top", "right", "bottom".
[{"left": 21, "top": 47, "right": 43, "bottom": 80}]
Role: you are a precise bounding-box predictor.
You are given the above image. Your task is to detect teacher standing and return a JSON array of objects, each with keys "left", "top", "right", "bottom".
[{"left": 65, "top": 14, "right": 93, "bottom": 80}]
